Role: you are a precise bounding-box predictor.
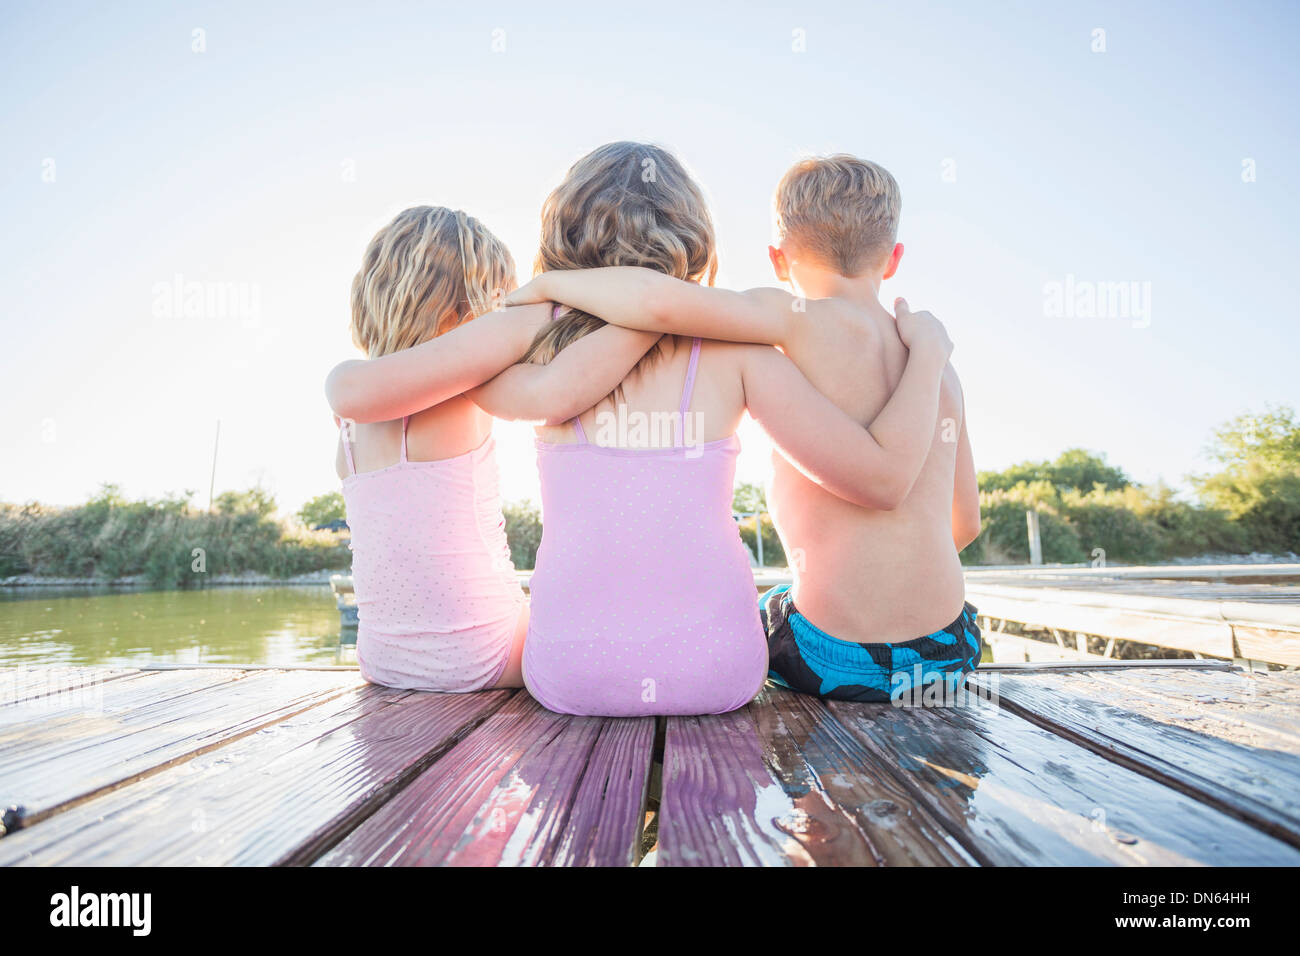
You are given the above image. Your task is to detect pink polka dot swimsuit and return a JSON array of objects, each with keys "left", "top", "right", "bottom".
[
  {"left": 523, "top": 338, "right": 768, "bottom": 716},
  {"left": 340, "top": 418, "right": 525, "bottom": 692}
]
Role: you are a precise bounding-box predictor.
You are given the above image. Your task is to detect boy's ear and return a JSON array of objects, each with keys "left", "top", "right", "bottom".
[
  {"left": 882, "top": 242, "right": 904, "bottom": 280},
  {"left": 768, "top": 245, "right": 791, "bottom": 283}
]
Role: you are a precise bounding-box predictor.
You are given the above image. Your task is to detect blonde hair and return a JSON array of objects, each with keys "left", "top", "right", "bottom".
[
  {"left": 523, "top": 142, "right": 718, "bottom": 367},
  {"left": 774, "top": 154, "right": 901, "bottom": 277},
  {"left": 350, "top": 206, "right": 516, "bottom": 358}
]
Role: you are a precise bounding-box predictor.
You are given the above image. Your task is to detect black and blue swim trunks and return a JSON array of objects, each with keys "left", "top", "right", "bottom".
[{"left": 759, "top": 585, "right": 982, "bottom": 703}]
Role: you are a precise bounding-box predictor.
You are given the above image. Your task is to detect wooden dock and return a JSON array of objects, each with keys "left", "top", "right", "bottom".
[
  {"left": 334, "top": 564, "right": 1300, "bottom": 666},
  {"left": 965, "top": 564, "right": 1300, "bottom": 667},
  {"left": 2, "top": 661, "right": 1299, "bottom": 866}
]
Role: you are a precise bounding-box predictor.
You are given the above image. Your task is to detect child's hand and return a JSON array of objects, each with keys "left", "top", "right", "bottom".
[
  {"left": 894, "top": 298, "right": 953, "bottom": 359},
  {"left": 505, "top": 274, "right": 552, "bottom": 307}
]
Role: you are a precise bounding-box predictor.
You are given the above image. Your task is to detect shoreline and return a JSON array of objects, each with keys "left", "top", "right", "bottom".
[
  {"left": 4, "top": 552, "right": 1296, "bottom": 590},
  {"left": 0, "top": 569, "right": 349, "bottom": 589}
]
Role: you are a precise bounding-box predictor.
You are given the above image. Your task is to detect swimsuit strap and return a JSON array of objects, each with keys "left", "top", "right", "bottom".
[
  {"left": 679, "top": 338, "right": 702, "bottom": 415},
  {"left": 400, "top": 416, "right": 410, "bottom": 463},
  {"left": 676, "top": 337, "right": 702, "bottom": 446},
  {"left": 339, "top": 419, "right": 356, "bottom": 476}
]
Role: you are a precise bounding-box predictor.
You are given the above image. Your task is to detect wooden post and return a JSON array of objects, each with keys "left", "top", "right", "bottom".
[
  {"left": 1026, "top": 509, "right": 1043, "bottom": 565},
  {"left": 208, "top": 419, "right": 221, "bottom": 511},
  {"left": 755, "top": 513, "right": 764, "bottom": 568}
]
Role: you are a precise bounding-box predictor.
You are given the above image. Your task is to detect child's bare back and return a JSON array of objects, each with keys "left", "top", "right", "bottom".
[{"left": 771, "top": 296, "right": 970, "bottom": 644}]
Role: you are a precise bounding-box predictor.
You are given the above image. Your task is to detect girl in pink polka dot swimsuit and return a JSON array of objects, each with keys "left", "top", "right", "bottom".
[{"left": 327, "top": 206, "right": 661, "bottom": 692}]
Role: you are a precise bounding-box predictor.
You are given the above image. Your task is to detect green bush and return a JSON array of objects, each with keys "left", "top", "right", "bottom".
[
  {"left": 0, "top": 485, "right": 349, "bottom": 586},
  {"left": 961, "top": 480, "right": 1085, "bottom": 565},
  {"left": 503, "top": 500, "right": 542, "bottom": 570},
  {"left": 1060, "top": 485, "right": 1166, "bottom": 564},
  {"left": 736, "top": 513, "right": 786, "bottom": 567}
]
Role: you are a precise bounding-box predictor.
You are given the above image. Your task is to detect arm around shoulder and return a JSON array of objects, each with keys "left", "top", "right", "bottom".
[
  {"left": 469, "top": 325, "right": 662, "bottom": 424},
  {"left": 323, "top": 304, "right": 549, "bottom": 423}
]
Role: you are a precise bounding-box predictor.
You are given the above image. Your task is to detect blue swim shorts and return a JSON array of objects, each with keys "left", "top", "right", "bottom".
[{"left": 759, "top": 585, "right": 982, "bottom": 703}]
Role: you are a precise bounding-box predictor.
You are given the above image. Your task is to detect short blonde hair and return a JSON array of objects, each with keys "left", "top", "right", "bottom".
[
  {"left": 774, "top": 154, "right": 901, "bottom": 277},
  {"left": 523, "top": 141, "right": 717, "bottom": 367},
  {"left": 350, "top": 206, "right": 516, "bottom": 358}
]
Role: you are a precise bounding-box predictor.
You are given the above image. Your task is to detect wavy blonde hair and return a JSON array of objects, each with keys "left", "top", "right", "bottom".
[
  {"left": 350, "top": 206, "right": 516, "bottom": 358},
  {"left": 523, "top": 142, "right": 718, "bottom": 367}
]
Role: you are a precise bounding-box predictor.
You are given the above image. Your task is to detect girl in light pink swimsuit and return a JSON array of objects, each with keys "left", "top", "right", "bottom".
[
  {"left": 526, "top": 336, "right": 767, "bottom": 714},
  {"left": 340, "top": 413, "right": 523, "bottom": 691},
  {"left": 328, "top": 206, "right": 665, "bottom": 692}
]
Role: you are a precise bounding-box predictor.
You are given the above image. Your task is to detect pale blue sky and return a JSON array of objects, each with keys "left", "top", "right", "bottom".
[{"left": 1, "top": 0, "right": 1296, "bottom": 513}]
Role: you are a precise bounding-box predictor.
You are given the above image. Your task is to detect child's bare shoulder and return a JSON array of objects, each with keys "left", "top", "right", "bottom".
[{"left": 800, "top": 296, "right": 888, "bottom": 346}]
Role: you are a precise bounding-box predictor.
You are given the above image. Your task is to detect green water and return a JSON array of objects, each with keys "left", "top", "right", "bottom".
[
  {"left": 0, "top": 586, "right": 356, "bottom": 668},
  {"left": 0, "top": 585, "right": 994, "bottom": 670}
]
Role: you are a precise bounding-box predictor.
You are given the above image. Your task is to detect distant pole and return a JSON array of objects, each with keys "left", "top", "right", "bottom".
[
  {"left": 208, "top": 420, "right": 221, "bottom": 511},
  {"left": 1026, "top": 509, "right": 1043, "bottom": 565},
  {"left": 755, "top": 513, "right": 765, "bottom": 568}
]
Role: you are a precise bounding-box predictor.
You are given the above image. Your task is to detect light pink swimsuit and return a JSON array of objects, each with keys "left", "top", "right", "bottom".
[
  {"left": 340, "top": 418, "right": 525, "bottom": 692},
  {"left": 523, "top": 338, "right": 768, "bottom": 716}
]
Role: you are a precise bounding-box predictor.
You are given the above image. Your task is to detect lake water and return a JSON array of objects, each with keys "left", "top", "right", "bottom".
[
  {"left": 0, "top": 586, "right": 356, "bottom": 668},
  {"left": 1, "top": 582, "right": 994, "bottom": 670}
]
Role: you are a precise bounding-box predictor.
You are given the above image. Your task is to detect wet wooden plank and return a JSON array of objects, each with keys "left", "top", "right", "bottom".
[
  {"left": 969, "top": 667, "right": 1300, "bottom": 846},
  {"left": 1032, "top": 667, "right": 1300, "bottom": 743},
  {"left": 657, "top": 688, "right": 975, "bottom": 866},
  {"left": 0, "top": 665, "right": 141, "bottom": 706},
  {"left": 0, "top": 685, "right": 510, "bottom": 865},
  {"left": 0, "top": 668, "right": 365, "bottom": 829},
  {"left": 552, "top": 717, "right": 657, "bottom": 867},
  {"left": 825, "top": 694, "right": 1300, "bottom": 865},
  {"left": 316, "top": 693, "right": 654, "bottom": 866}
]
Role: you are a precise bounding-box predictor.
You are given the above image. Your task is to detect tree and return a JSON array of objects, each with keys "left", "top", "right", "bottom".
[
  {"left": 1203, "top": 406, "right": 1300, "bottom": 472},
  {"left": 732, "top": 481, "right": 767, "bottom": 514},
  {"left": 214, "top": 487, "right": 277, "bottom": 519},
  {"left": 297, "top": 492, "right": 346, "bottom": 529},
  {"left": 1193, "top": 406, "right": 1300, "bottom": 553},
  {"left": 979, "top": 448, "right": 1130, "bottom": 494}
]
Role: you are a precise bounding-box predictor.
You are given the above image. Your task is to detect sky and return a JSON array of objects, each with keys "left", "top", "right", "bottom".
[{"left": 1, "top": 0, "right": 1297, "bottom": 515}]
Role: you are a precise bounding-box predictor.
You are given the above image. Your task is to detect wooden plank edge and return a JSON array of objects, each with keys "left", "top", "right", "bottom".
[
  {"left": 976, "top": 659, "right": 1239, "bottom": 672},
  {"left": 969, "top": 674, "right": 1300, "bottom": 852},
  {"left": 136, "top": 663, "right": 361, "bottom": 672}
]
